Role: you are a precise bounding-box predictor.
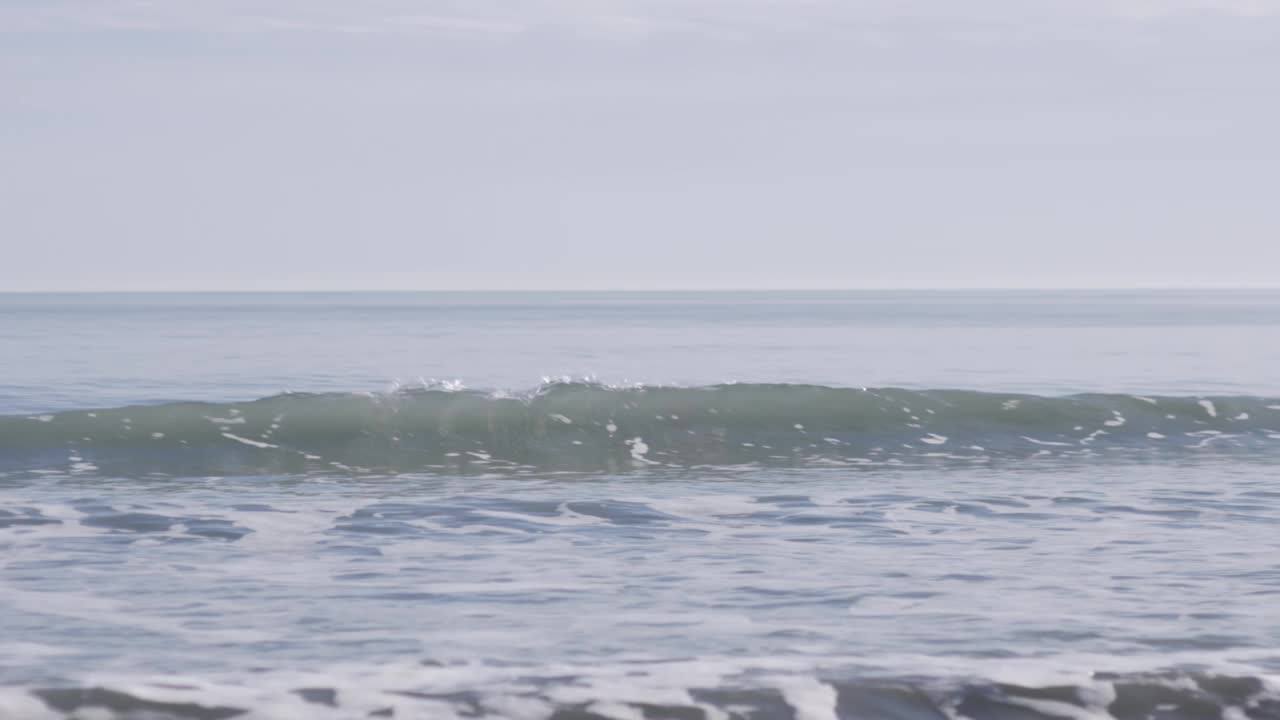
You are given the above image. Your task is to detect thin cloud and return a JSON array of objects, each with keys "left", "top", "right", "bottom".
[
  {"left": 0, "top": 1, "right": 525, "bottom": 36},
  {"left": 4, "top": 0, "right": 1279, "bottom": 36}
]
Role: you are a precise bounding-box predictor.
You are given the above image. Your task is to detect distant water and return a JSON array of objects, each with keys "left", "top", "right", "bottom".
[{"left": 2, "top": 290, "right": 1279, "bottom": 720}]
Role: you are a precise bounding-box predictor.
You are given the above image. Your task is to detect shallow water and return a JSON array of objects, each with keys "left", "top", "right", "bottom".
[{"left": 2, "top": 291, "right": 1279, "bottom": 719}]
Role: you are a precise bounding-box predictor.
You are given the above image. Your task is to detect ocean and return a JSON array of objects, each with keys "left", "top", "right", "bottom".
[{"left": 1, "top": 290, "right": 1279, "bottom": 720}]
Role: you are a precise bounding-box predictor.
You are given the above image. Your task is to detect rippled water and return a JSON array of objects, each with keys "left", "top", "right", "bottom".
[{"left": 2, "top": 291, "right": 1279, "bottom": 720}]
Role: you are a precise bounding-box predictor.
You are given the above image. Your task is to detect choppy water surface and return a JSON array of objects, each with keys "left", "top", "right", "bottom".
[{"left": 2, "top": 291, "right": 1280, "bottom": 720}]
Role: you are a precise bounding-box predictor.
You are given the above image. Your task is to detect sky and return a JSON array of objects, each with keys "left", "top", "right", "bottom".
[{"left": 2, "top": 0, "right": 1279, "bottom": 291}]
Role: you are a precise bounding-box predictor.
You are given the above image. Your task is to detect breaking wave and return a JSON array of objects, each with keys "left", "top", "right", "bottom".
[{"left": 4, "top": 383, "right": 1280, "bottom": 476}]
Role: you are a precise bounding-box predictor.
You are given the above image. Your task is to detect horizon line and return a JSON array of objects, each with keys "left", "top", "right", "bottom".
[{"left": 3, "top": 286, "right": 1280, "bottom": 294}]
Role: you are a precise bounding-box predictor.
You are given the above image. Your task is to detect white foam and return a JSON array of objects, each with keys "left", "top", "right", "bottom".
[
  {"left": 0, "top": 587, "right": 275, "bottom": 644},
  {"left": 1020, "top": 436, "right": 1073, "bottom": 447},
  {"left": 773, "top": 677, "right": 838, "bottom": 720},
  {"left": 644, "top": 495, "right": 761, "bottom": 520},
  {"left": 626, "top": 437, "right": 657, "bottom": 465},
  {"left": 0, "top": 689, "right": 58, "bottom": 720},
  {"left": 39, "top": 648, "right": 1280, "bottom": 720},
  {"left": 995, "top": 693, "right": 1110, "bottom": 720},
  {"left": 480, "top": 695, "right": 555, "bottom": 720},
  {"left": 1080, "top": 429, "right": 1108, "bottom": 445},
  {"left": 584, "top": 701, "right": 647, "bottom": 720},
  {"left": 475, "top": 504, "right": 603, "bottom": 528},
  {"left": 1199, "top": 400, "right": 1218, "bottom": 418},
  {"left": 221, "top": 433, "right": 278, "bottom": 450}
]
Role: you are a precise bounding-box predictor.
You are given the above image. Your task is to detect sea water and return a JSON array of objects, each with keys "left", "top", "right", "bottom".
[{"left": 1, "top": 290, "right": 1279, "bottom": 719}]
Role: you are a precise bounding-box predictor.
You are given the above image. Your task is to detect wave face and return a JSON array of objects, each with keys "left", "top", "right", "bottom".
[{"left": 4, "top": 383, "right": 1280, "bottom": 476}]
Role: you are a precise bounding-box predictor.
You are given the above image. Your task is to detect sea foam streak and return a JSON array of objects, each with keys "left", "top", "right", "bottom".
[
  {"left": 2, "top": 383, "right": 1279, "bottom": 476},
  {"left": 11, "top": 663, "right": 1280, "bottom": 720}
]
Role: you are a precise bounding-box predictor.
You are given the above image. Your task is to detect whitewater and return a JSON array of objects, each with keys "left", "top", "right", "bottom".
[{"left": 2, "top": 290, "right": 1279, "bottom": 720}]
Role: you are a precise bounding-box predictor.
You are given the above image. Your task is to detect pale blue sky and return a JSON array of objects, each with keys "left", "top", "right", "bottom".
[{"left": 3, "top": 1, "right": 1279, "bottom": 290}]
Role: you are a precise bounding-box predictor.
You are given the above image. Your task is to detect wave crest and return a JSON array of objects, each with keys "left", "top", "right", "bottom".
[{"left": 3, "top": 383, "right": 1279, "bottom": 476}]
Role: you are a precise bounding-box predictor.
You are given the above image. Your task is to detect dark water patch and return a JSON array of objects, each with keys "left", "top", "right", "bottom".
[
  {"left": 33, "top": 687, "right": 244, "bottom": 720},
  {"left": 0, "top": 508, "right": 61, "bottom": 529},
  {"left": 68, "top": 504, "right": 253, "bottom": 541}
]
